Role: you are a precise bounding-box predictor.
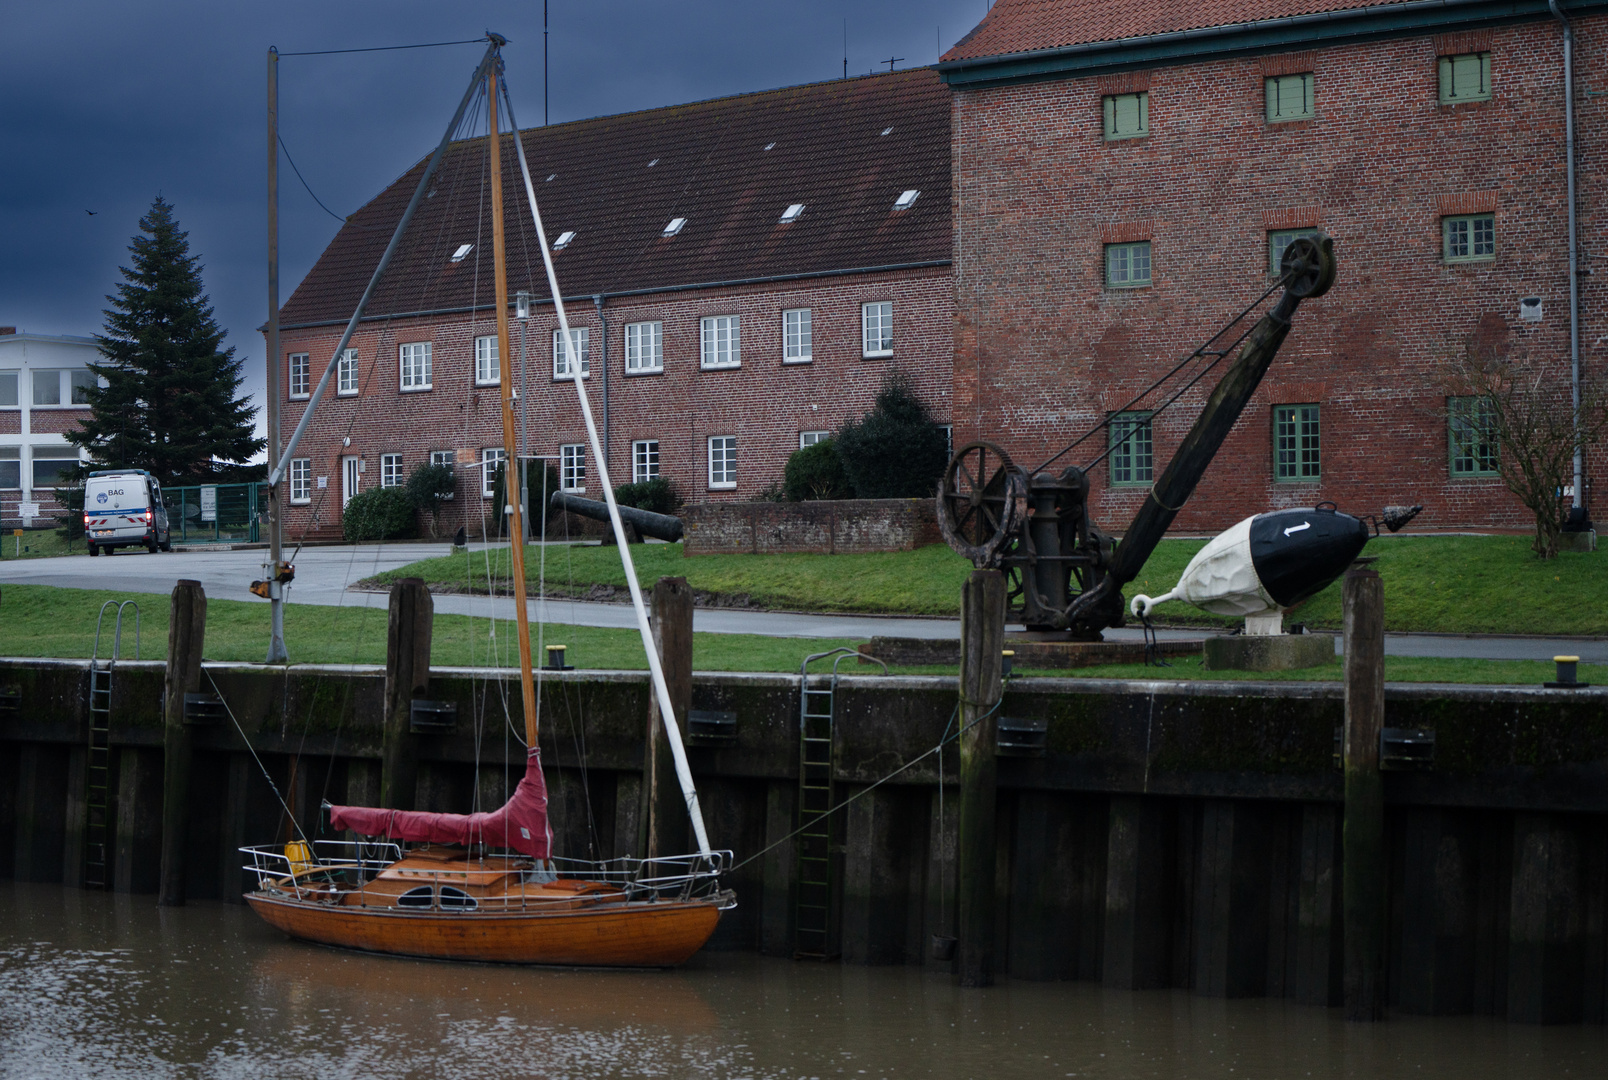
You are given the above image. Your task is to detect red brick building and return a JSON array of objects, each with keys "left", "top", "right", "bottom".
[
  {"left": 274, "top": 70, "right": 951, "bottom": 539},
  {"left": 938, "top": 0, "right": 1604, "bottom": 532}
]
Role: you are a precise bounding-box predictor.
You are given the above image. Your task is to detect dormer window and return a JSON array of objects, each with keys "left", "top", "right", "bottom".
[
  {"left": 663, "top": 217, "right": 687, "bottom": 237},
  {"left": 450, "top": 243, "right": 473, "bottom": 262},
  {"left": 553, "top": 230, "right": 575, "bottom": 250},
  {"left": 893, "top": 190, "right": 919, "bottom": 211},
  {"left": 779, "top": 204, "right": 805, "bottom": 224}
]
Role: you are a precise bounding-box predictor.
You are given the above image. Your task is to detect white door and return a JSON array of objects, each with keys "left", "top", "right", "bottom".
[{"left": 342, "top": 456, "right": 360, "bottom": 508}]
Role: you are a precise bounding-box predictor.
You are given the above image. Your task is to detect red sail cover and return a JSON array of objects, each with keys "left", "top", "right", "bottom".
[{"left": 329, "top": 748, "right": 552, "bottom": 859}]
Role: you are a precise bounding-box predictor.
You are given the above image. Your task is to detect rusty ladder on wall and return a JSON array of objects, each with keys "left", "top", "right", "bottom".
[
  {"left": 794, "top": 648, "right": 886, "bottom": 959},
  {"left": 84, "top": 601, "right": 139, "bottom": 890}
]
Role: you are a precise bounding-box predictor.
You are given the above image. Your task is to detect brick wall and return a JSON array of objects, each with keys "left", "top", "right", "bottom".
[
  {"left": 275, "top": 267, "right": 952, "bottom": 541},
  {"left": 681, "top": 498, "right": 941, "bottom": 555},
  {"left": 951, "top": 17, "right": 1606, "bottom": 533}
]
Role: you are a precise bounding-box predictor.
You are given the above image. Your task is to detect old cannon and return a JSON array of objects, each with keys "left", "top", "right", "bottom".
[
  {"left": 937, "top": 234, "right": 1341, "bottom": 639},
  {"left": 549, "top": 491, "right": 684, "bottom": 543}
]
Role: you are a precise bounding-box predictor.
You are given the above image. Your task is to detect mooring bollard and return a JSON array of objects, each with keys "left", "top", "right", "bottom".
[
  {"left": 644, "top": 576, "right": 693, "bottom": 861},
  {"left": 158, "top": 579, "right": 206, "bottom": 906},
  {"left": 380, "top": 578, "right": 432, "bottom": 811},
  {"left": 957, "top": 569, "right": 1006, "bottom": 988},
  {"left": 1342, "top": 564, "right": 1385, "bottom": 1020}
]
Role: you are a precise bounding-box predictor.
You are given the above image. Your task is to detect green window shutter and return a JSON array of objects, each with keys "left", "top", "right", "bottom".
[
  {"left": 1440, "top": 52, "right": 1491, "bottom": 103},
  {"left": 1266, "top": 74, "right": 1314, "bottom": 122},
  {"left": 1103, "top": 92, "right": 1149, "bottom": 140}
]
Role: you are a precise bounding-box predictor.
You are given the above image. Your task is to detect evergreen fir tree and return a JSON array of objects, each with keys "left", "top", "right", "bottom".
[{"left": 67, "top": 197, "right": 263, "bottom": 486}]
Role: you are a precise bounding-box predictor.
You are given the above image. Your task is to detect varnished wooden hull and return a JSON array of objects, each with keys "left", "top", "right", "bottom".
[{"left": 245, "top": 892, "right": 724, "bottom": 967}]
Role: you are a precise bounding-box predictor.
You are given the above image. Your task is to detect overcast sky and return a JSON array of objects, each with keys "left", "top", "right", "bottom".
[{"left": 0, "top": 0, "right": 988, "bottom": 440}]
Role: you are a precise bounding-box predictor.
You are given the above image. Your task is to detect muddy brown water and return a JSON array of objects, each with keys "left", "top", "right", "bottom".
[{"left": 1, "top": 883, "right": 1602, "bottom": 1079}]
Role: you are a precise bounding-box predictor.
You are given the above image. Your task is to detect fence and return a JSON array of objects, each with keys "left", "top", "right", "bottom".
[{"left": 163, "top": 482, "right": 263, "bottom": 544}]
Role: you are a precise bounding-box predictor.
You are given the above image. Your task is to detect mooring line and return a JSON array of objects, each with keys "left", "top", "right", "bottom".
[{"left": 206, "top": 668, "right": 310, "bottom": 847}]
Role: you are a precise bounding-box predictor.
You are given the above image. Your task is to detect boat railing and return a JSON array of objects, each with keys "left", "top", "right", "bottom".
[{"left": 240, "top": 839, "right": 403, "bottom": 901}]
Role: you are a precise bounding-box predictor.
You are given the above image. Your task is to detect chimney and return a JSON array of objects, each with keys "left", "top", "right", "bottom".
[{"left": 0, "top": 327, "right": 16, "bottom": 336}]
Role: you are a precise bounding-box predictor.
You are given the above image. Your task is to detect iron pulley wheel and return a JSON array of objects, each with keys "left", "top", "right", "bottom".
[
  {"left": 1280, "top": 234, "right": 1337, "bottom": 299},
  {"left": 937, "top": 441, "right": 1026, "bottom": 568}
]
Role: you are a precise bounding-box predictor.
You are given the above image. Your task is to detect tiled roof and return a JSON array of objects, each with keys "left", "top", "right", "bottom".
[
  {"left": 944, "top": 0, "right": 1415, "bottom": 62},
  {"left": 280, "top": 69, "right": 950, "bottom": 327}
]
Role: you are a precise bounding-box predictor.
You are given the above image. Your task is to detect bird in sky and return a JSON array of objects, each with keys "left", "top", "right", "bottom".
[{"left": 85, "top": 210, "right": 97, "bottom": 216}]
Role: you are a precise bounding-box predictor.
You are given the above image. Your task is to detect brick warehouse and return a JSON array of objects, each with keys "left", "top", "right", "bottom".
[
  {"left": 274, "top": 70, "right": 951, "bottom": 541},
  {"left": 938, "top": 0, "right": 1606, "bottom": 534}
]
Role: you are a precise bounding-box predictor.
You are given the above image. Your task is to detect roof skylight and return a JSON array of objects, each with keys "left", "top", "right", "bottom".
[
  {"left": 545, "top": 173, "right": 556, "bottom": 182},
  {"left": 881, "top": 127, "right": 893, "bottom": 136},
  {"left": 553, "top": 231, "right": 575, "bottom": 250},
  {"left": 648, "top": 158, "right": 659, "bottom": 167},
  {"left": 450, "top": 243, "right": 474, "bottom": 262},
  {"left": 779, "top": 204, "right": 805, "bottom": 224},
  {"left": 663, "top": 217, "right": 687, "bottom": 237},
  {"left": 764, "top": 141, "right": 776, "bottom": 150},
  {"left": 893, "top": 189, "right": 920, "bottom": 211}
]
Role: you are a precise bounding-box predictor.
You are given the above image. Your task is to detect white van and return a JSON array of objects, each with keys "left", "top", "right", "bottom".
[{"left": 84, "top": 470, "right": 171, "bottom": 556}]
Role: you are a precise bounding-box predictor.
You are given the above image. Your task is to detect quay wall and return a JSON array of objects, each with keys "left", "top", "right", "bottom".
[{"left": 3, "top": 658, "right": 1608, "bottom": 1023}]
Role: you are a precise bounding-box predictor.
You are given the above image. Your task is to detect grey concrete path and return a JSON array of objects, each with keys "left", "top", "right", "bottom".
[{"left": 2, "top": 544, "right": 1604, "bottom": 662}]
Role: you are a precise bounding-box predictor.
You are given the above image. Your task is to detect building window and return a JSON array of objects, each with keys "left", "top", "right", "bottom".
[
  {"left": 1439, "top": 51, "right": 1491, "bottom": 104},
  {"left": 633, "top": 440, "right": 660, "bottom": 483},
  {"left": 1443, "top": 214, "right": 1495, "bottom": 263},
  {"left": 861, "top": 302, "right": 893, "bottom": 358},
  {"left": 32, "top": 371, "right": 60, "bottom": 406},
  {"left": 799, "top": 430, "right": 829, "bottom": 449},
  {"left": 1108, "top": 413, "right": 1153, "bottom": 486},
  {"left": 708, "top": 436, "right": 737, "bottom": 489},
  {"left": 337, "top": 349, "right": 359, "bottom": 396},
  {"left": 942, "top": 425, "right": 953, "bottom": 458},
  {"left": 624, "top": 321, "right": 663, "bottom": 374},
  {"left": 380, "top": 453, "right": 403, "bottom": 488},
  {"left": 289, "top": 353, "right": 310, "bottom": 399},
  {"left": 1105, "top": 242, "right": 1152, "bottom": 289},
  {"left": 429, "top": 450, "right": 456, "bottom": 498},
  {"left": 784, "top": 309, "right": 812, "bottom": 363},
  {"left": 399, "top": 342, "right": 432, "bottom": 390},
  {"left": 0, "top": 371, "right": 17, "bottom": 407},
  {"left": 701, "top": 315, "right": 741, "bottom": 369},
  {"left": 1265, "top": 73, "right": 1315, "bottom": 122},
  {"left": 1273, "top": 404, "right": 1321, "bottom": 481},
  {"left": 1103, "top": 92, "right": 1149, "bottom": 140},
  {"left": 1449, "top": 396, "right": 1499, "bottom": 477},
  {"left": 0, "top": 447, "right": 19, "bottom": 490},
  {"left": 481, "top": 448, "right": 507, "bottom": 498},
  {"left": 70, "top": 370, "right": 95, "bottom": 404},
  {"left": 553, "top": 327, "right": 590, "bottom": 379},
  {"left": 560, "top": 444, "right": 586, "bottom": 493},
  {"left": 1268, "top": 229, "right": 1322, "bottom": 275},
  {"left": 30, "top": 445, "right": 79, "bottom": 488},
  {"left": 289, "top": 458, "right": 311, "bottom": 504},
  {"left": 475, "top": 335, "right": 500, "bottom": 385}
]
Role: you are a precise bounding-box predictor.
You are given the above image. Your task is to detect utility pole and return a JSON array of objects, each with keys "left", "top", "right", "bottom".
[
  {"left": 265, "top": 46, "right": 288, "bottom": 664},
  {"left": 544, "top": 0, "right": 550, "bottom": 126}
]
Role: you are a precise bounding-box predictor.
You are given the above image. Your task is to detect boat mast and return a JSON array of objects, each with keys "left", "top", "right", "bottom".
[{"left": 486, "top": 50, "right": 541, "bottom": 749}]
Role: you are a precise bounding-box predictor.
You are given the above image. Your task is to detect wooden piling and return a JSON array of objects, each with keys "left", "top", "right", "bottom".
[
  {"left": 643, "top": 576, "right": 693, "bottom": 860},
  {"left": 1342, "top": 565, "right": 1386, "bottom": 1020},
  {"left": 158, "top": 579, "right": 206, "bottom": 906},
  {"left": 380, "top": 578, "right": 432, "bottom": 811},
  {"left": 957, "top": 569, "right": 1005, "bottom": 987}
]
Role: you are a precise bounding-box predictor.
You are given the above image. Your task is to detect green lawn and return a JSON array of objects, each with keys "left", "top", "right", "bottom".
[
  {"left": 370, "top": 535, "right": 1608, "bottom": 637},
  {"left": 0, "top": 529, "right": 82, "bottom": 561},
  {"left": 1, "top": 584, "right": 1593, "bottom": 687}
]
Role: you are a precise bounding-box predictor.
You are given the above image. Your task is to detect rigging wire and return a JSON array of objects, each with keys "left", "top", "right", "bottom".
[
  {"left": 277, "top": 133, "right": 361, "bottom": 227},
  {"left": 207, "top": 668, "right": 311, "bottom": 847},
  {"left": 278, "top": 38, "right": 488, "bottom": 57}
]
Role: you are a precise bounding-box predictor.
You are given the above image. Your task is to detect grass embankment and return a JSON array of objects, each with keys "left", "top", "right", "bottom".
[
  {"left": 0, "top": 584, "right": 1584, "bottom": 684},
  {"left": 0, "top": 530, "right": 80, "bottom": 561},
  {"left": 371, "top": 535, "right": 1608, "bottom": 637}
]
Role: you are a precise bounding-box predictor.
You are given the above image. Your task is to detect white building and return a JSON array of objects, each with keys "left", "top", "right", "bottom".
[{"left": 0, "top": 327, "right": 96, "bottom": 528}]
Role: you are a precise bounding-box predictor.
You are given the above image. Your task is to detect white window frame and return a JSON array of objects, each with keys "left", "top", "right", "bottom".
[
  {"left": 430, "top": 450, "right": 456, "bottom": 498},
  {"left": 633, "top": 439, "right": 661, "bottom": 483},
  {"left": 0, "top": 447, "right": 19, "bottom": 491},
  {"left": 553, "top": 327, "right": 591, "bottom": 380},
  {"left": 289, "top": 353, "right": 310, "bottom": 399},
  {"left": 289, "top": 458, "right": 312, "bottom": 504},
  {"left": 380, "top": 453, "right": 404, "bottom": 488},
  {"left": 861, "top": 302, "right": 893, "bottom": 358},
  {"left": 29, "top": 444, "right": 80, "bottom": 488},
  {"left": 475, "top": 335, "right": 500, "bottom": 386},
  {"left": 700, "top": 315, "right": 741, "bottom": 370},
  {"left": 799, "top": 430, "right": 829, "bottom": 449},
  {"left": 624, "top": 321, "right": 663, "bottom": 374},
  {"left": 707, "top": 435, "right": 737, "bottom": 490},
  {"left": 399, "top": 342, "right": 432, "bottom": 391},
  {"left": 783, "top": 309, "right": 812, "bottom": 363},
  {"left": 30, "top": 370, "right": 91, "bottom": 408},
  {"left": 560, "top": 444, "right": 586, "bottom": 493},
  {"left": 480, "top": 448, "right": 506, "bottom": 498},
  {"left": 336, "top": 349, "right": 359, "bottom": 396},
  {"left": 0, "top": 370, "right": 18, "bottom": 409}
]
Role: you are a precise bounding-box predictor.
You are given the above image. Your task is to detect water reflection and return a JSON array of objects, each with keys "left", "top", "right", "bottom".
[{"left": 1, "top": 882, "right": 1603, "bottom": 1078}]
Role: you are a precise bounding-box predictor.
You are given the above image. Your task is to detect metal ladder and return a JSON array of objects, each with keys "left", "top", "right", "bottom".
[
  {"left": 85, "top": 601, "right": 139, "bottom": 890},
  {"left": 794, "top": 647, "right": 885, "bottom": 959}
]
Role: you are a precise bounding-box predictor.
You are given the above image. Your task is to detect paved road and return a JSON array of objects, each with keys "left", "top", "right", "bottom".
[{"left": 3, "top": 544, "right": 1605, "bottom": 662}]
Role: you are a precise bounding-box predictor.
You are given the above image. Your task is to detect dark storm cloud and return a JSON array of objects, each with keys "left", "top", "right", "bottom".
[{"left": 0, "top": 1, "right": 987, "bottom": 442}]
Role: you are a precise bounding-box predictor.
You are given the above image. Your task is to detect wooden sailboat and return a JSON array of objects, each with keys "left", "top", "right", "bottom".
[{"left": 242, "top": 36, "right": 732, "bottom": 966}]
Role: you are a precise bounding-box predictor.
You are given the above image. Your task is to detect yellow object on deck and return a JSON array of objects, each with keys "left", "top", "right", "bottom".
[{"left": 285, "top": 840, "right": 314, "bottom": 876}]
